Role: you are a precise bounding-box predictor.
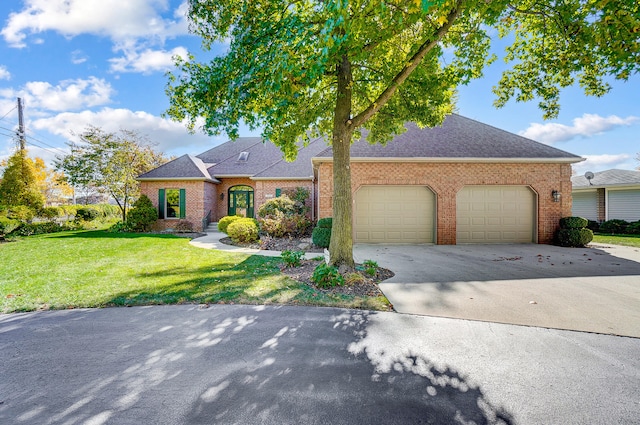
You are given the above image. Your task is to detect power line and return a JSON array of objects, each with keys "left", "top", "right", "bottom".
[{"left": 0, "top": 106, "right": 16, "bottom": 122}]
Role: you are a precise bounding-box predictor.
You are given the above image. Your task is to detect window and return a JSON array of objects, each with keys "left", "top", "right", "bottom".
[
  {"left": 158, "top": 188, "right": 185, "bottom": 219},
  {"left": 237, "top": 151, "right": 249, "bottom": 162}
]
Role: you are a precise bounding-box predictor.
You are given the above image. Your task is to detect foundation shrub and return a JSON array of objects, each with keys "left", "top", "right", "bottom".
[
  {"left": 227, "top": 218, "right": 259, "bottom": 243},
  {"left": 218, "top": 215, "right": 242, "bottom": 234}
]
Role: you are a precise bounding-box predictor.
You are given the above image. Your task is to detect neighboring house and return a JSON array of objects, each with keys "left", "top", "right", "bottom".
[
  {"left": 138, "top": 114, "right": 582, "bottom": 244},
  {"left": 571, "top": 169, "right": 640, "bottom": 223}
]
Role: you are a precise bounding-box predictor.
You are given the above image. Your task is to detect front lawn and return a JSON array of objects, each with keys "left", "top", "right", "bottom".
[
  {"left": 592, "top": 233, "right": 640, "bottom": 248},
  {"left": 0, "top": 230, "right": 390, "bottom": 313}
]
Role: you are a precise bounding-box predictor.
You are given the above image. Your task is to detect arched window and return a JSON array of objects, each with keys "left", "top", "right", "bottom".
[{"left": 228, "top": 185, "right": 254, "bottom": 218}]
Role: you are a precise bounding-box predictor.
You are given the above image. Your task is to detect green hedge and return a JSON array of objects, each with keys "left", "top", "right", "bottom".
[
  {"left": 316, "top": 217, "right": 333, "bottom": 229},
  {"left": 227, "top": 218, "right": 259, "bottom": 243},
  {"left": 556, "top": 228, "right": 593, "bottom": 247},
  {"left": 312, "top": 227, "right": 331, "bottom": 248},
  {"left": 559, "top": 216, "right": 588, "bottom": 229},
  {"left": 0, "top": 217, "right": 20, "bottom": 237},
  {"left": 599, "top": 219, "right": 628, "bottom": 234},
  {"left": 218, "top": 215, "right": 243, "bottom": 234}
]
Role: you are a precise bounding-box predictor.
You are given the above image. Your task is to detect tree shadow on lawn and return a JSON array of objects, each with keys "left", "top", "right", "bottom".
[
  {"left": 0, "top": 306, "right": 514, "bottom": 425},
  {"left": 103, "top": 256, "right": 290, "bottom": 307}
]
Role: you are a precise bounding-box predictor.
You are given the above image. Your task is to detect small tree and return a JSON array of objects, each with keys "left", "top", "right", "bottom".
[
  {"left": 0, "top": 149, "right": 45, "bottom": 210},
  {"left": 126, "top": 195, "right": 158, "bottom": 232},
  {"left": 56, "top": 127, "right": 168, "bottom": 222}
]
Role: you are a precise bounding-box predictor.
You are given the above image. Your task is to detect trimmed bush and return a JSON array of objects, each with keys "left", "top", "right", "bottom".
[
  {"left": 312, "top": 227, "right": 331, "bottom": 248},
  {"left": 8, "top": 205, "right": 36, "bottom": 222},
  {"left": 0, "top": 217, "right": 20, "bottom": 238},
  {"left": 559, "top": 216, "right": 588, "bottom": 229},
  {"left": 257, "top": 195, "right": 295, "bottom": 218},
  {"left": 317, "top": 217, "right": 333, "bottom": 229},
  {"left": 218, "top": 215, "right": 242, "bottom": 234},
  {"left": 173, "top": 220, "right": 194, "bottom": 233},
  {"left": 76, "top": 207, "right": 100, "bottom": 222},
  {"left": 556, "top": 228, "right": 593, "bottom": 247},
  {"left": 599, "top": 219, "right": 629, "bottom": 234},
  {"left": 227, "top": 218, "right": 259, "bottom": 243},
  {"left": 126, "top": 195, "right": 157, "bottom": 232},
  {"left": 586, "top": 220, "right": 600, "bottom": 232},
  {"left": 626, "top": 221, "right": 640, "bottom": 235},
  {"left": 39, "top": 206, "right": 63, "bottom": 220}
]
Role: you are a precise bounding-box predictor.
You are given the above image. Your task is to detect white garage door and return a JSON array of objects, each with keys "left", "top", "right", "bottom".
[
  {"left": 457, "top": 186, "right": 536, "bottom": 244},
  {"left": 572, "top": 191, "right": 598, "bottom": 221},
  {"left": 355, "top": 186, "right": 435, "bottom": 243},
  {"left": 608, "top": 189, "right": 640, "bottom": 221}
]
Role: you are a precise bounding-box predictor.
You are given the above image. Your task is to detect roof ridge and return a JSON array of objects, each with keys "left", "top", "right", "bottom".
[
  {"left": 205, "top": 138, "right": 266, "bottom": 172},
  {"left": 254, "top": 136, "right": 325, "bottom": 176}
]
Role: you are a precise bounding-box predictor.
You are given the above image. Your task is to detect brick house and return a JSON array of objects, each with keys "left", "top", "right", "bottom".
[
  {"left": 572, "top": 169, "right": 640, "bottom": 223},
  {"left": 138, "top": 114, "right": 583, "bottom": 244}
]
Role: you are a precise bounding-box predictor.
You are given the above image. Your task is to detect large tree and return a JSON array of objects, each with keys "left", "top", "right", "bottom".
[
  {"left": 0, "top": 148, "right": 45, "bottom": 210},
  {"left": 33, "top": 157, "right": 73, "bottom": 206},
  {"left": 166, "top": 0, "right": 639, "bottom": 267},
  {"left": 55, "top": 127, "right": 169, "bottom": 222}
]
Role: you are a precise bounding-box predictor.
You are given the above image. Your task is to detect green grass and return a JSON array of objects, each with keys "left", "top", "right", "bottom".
[
  {"left": 592, "top": 233, "right": 640, "bottom": 248},
  {"left": 0, "top": 230, "right": 390, "bottom": 313}
]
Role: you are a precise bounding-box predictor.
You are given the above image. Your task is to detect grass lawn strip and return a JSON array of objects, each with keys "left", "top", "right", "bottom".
[
  {"left": 0, "top": 230, "right": 390, "bottom": 313},
  {"left": 592, "top": 233, "right": 640, "bottom": 248}
]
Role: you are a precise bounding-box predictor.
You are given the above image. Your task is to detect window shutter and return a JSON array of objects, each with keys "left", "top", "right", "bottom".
[
  {"left": 158, "top": 189, "right": 165, "bottom": 219},
  {"left": 179, "top": 189, "right": 186, "bottom": 219},
  {"left": 275, "top": 188, "right": 281, "bottom": 197}
]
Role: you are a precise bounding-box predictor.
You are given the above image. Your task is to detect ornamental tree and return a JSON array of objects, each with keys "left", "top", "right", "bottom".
[
  {"left": 0, "top": 148, "right": 44, "bottom": 210},
  {"left": 166, "top": 0, "right": 639, "bottom": 267},
  {"left": 55, "top": 127, "right": 168, "bottom": 222}
]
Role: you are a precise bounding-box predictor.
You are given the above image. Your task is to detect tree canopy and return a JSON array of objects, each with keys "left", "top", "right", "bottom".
[
  {"left": 167, "top": 0, "right": 639, "bottom": 266},
  {"left": 55, "top": 127, "right": 169, "bottom": 222},
  {"left": 0, "top": 148, "right": 45, "bottom": 210}
]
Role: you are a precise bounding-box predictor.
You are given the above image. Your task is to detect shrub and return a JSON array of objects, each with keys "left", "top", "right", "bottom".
[
  {"left": 311, "top": 263, "right": 344, "bottom": 288},
  {"left": 555, "top": 228, "right": 593, "bottom": 247},
  {"left": 257, "top": 195, "right": 295, "bottom": 218},
  {"left": 599, "top": 219, "right": 629, "bottom": 234},
  {"left": 281, "top": 250, "right": 304, "bottom": 268},
  {"left": 8, "top": 205, "right": 36, "bottom": 222},
  {"left": 559, "top": 216, "right": 588, "bottom": 230},
  {"left": 0, "top": 217, "right": 20, "bottom": 238},
  {"left": 260, "top": 211, "right": 312, "bottom": 238},
  {"left": 344, "top": 272, "right": 366, "bottom": 285},
  {"left": 39, "top": 206, "right": 63, "bottom": 220},
  {"left": 126, "top": 195, "right": 157, "bottom": 232},
  {"left": 218, "top": 215, "right": 242, "bottom": 234},
  {"left": 626, "top": 221, "right": 640, "bottom": 235},
  {"left": 363, "top": 259, "right": 378, "bottom": 277},
  {"left": 60, "top": 205, "right": 79, "bottom": 217},
  {"left": 173, "top": 220, "right": 194, "bottom": 233},
  {"left": 11, "top": 222, "right": 65, "bottom": 237},
  {"left": 75, "top": 207, "right": 100, "bottom": 222},
  {"left": 282, "top": 187, "right": 311, "bottom": 215},
  {"left": 586, "top": 220, "right": 600, "bottom": 232},
  {"left": 227, "top": 218, "right": 259, "bottom": 243},
  {"left": 312, "top": 227, "right": 331, "bottom": 248},
  {"left": 108, "top": 221, "right": 132, "bottom": 233},
  {"left": 317, "top": 217, "right": 333, "bottom": 229}
]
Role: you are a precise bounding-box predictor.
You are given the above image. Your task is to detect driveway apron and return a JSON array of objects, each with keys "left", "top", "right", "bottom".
[{"left": 354, "top": 243, "right": 640, "bottom": 337}]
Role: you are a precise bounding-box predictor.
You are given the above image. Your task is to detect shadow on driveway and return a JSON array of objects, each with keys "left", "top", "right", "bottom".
[{"left": 354, "top": 243, "right": 640, "bottom": 337}]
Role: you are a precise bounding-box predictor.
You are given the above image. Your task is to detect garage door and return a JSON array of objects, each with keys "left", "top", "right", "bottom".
[
  {"left": 457, "top": 186, "right": 536, "bottom": 243},
  {"left": 608, "top": 189, "right": 640, "bottom": 221},
  {"left": 572, "top": 191, "right": 598, "bottom": 221},
  {"left": 355, "top": 186, "right": 435, "bottom": 243}
]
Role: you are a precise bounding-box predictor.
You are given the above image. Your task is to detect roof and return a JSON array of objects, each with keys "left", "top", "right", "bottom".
[
  {"left": 572, "top": 169, "right": 640, "bottom": 189},
  {"left": 252, "top": 137, "right": 328, "bottom": 179},
  {"left": 314, "top": 114, "right": 582, "bottom": 162},
  {"left": 206, "top": 139, "right": 290, "bottom": 177},
  {"left": 137, "top": 154, "right": 220, "bottom": 182}
]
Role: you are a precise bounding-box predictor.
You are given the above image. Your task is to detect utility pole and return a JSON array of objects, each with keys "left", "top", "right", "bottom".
[{"left": 17, "top": 97, "right": 26, "bottom": 151}]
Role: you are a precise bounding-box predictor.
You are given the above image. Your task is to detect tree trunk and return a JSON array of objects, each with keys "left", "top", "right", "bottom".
[{"left": 328, "top": 55, "right": 355, "bottom": 268}]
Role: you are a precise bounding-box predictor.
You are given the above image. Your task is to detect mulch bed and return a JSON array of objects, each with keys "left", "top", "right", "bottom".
[{"left": 220, "top": 236, "right": 394, "bottom": 298}]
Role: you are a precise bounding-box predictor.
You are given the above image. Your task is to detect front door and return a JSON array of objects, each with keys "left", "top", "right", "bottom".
[{"left": 228, "top": 185, "right": 254, "bottom": 218}]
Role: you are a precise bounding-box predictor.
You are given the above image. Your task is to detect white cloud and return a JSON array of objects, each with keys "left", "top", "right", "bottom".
[
  {"left": 572, "top": 153, "right": 633, "bottom": 174},
  {"left": 70, "top": 50, "right": 88, "bottom": 65},
  {"left": 109, "top": 46, "right": 188, "bottom": 74},
  {"left": 14, "top": 77, "right": 115, "bottom": 112},
  {"left": 31, "top": 107, "right": 215, "bottom": 153},
  {"left": 1, "top": 0, "right": 189, "bottom": 48},
  {"left": 520, "top": 114, "right": 639, "bottom": 144},
  {"left": 0, "top": 66, "right": 10, "bottom": 80}
]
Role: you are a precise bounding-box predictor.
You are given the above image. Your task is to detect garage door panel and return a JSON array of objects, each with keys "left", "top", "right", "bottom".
[
  {"left": 457, "top": 186, "right": 535, "bottom": 244},
  {"left": 355, "top": 186, "right": 435, "bottom": 243}
]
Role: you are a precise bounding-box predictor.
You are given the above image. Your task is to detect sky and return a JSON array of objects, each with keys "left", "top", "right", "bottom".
[{"left": 0, "top": 0, "right": 638, "bottom": 177}]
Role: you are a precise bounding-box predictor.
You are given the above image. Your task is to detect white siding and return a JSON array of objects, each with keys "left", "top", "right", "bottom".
[
  {"left": 572, "top": 191, "right": 598, "bottom": 221},
  {"left": 608, "top": 189, "right": 640, "bottom": 221}
]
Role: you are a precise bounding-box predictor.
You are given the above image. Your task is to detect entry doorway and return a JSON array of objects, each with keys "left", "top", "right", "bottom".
[{"left": 228, "top": 185, "right": 254, "bottom": 218}]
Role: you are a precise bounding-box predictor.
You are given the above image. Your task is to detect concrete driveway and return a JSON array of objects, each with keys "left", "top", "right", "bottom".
[{"left": 354, "top": 243, "right": 640, "bottom": 337}]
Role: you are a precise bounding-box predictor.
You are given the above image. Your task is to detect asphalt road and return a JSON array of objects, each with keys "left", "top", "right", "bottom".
[{"left": 1, "top": 305, "right": 639, "bottom": 424}]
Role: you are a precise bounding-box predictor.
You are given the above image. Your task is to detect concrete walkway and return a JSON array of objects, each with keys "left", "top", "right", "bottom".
[{"left": 190, "top": 226, "right": 320, "bottom": 259}]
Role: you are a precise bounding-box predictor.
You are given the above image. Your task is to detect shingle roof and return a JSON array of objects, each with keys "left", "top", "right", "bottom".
[
  {"left": 315, "top": 114, "right": 582, "bottom": 160},
  {"left": 572, "top": 169, "right": 640, "bottom": 188},
  {"left": 138, "top": 154, "right": 219, "bottom": 182},
  {"left": 252, "top": 137, "right": 328, "bottom": 179},
  {"left": 207, "top": 139, "right": 290, "bottom": 177},
  {"left": 195, "top": 137, "right": 263, "bottom": 164}
]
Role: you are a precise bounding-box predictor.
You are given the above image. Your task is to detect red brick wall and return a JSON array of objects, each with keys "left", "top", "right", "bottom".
[
  {"left": 140, "top": 180, "right": 218, "bottom": 231},
  {"left": 317, "top": 161, "right": 573, "bottom": 244},
  {"left": 254, "top": 180, "right": 314, "bottom": 218}
]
